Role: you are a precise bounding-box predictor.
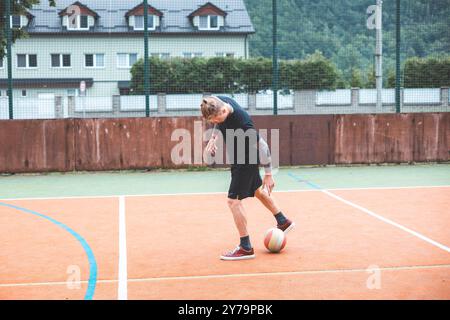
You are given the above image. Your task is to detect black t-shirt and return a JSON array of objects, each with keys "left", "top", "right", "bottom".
[{"left": 216, "top": 96, "right": 260, "bottom": 167}]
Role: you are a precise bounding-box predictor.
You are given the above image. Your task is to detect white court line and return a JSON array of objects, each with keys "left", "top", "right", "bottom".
[
  {"left": 0, "top": 185, "right": 449, "bottom": 201},
  {"left": 319, "top": 188, "right": 450, "bottom": 253},
  {"left": 117, "top": 196, "right": 128, "bottom": 300},
  {"left": 1, "top": 264, "right": 450, "bottom": 288}
]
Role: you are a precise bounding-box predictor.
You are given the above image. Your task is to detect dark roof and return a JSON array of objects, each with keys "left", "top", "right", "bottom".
[
  {"left": 188, "top": 2, "right": 228, "bottom": 18},
  {"left": 27, "top": 0, "right": 254, "bottom": 35},
  {"left": 125, "top": 3, "right": 163, "bottom": 18},
  {"left": 58, "top": 1, "right": 100, "bottom": 19},
  {"left": 0, "top": 78, "right": 94, "bottom": 89},
  {"left": 24, "top": 11, "right": 35, "bottom": 19}
]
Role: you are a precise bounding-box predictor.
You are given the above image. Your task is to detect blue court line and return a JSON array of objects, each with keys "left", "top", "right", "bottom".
[
  {"left": 287, "top": 172, "right": 323, "bottom": 190},
  {"left": 0, "top": 202, "right": 97, "bottom": 300}
]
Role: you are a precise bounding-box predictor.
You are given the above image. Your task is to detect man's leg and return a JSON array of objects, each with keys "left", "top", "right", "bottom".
[
  {"left": 227, "top": 198, "right": 249, "bottom": 237},
  {"left": 220, "top": 198, "right": 255, "bottom": 261},
  {"left": 254, "top": 188, "right": 281, "bottom": 214},
  {"left": 254, "top": 188, "right": 295, "bottom": 233}
]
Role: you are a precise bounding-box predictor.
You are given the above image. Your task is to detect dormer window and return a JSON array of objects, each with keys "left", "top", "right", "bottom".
[
  {"left": 59, "top": 2, "right": 98, "bottom": 31},
  {"left": 126, "top": 3, "right": 163, "bottom": 31},
  {"left": 133, "top": 15, "right": 155, "bottom": 31},
  {"left": 10, "top": 15, "right": 30, "bottom": 29},
  {"left": 12, "top": 15, "right": 22, "bottom": 28},
  {"left": 68, "top": 15, "right": 90, "bottom": 30},
  {"left": 189, "top": 3, "right": 227, "bottom": 31},
  {"left": 199, "top": 15, "right": 219, "bottom": 30}
]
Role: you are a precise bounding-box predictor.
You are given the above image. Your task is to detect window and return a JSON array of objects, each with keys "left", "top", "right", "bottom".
[
  {"left": 51, "top": 54, "right": 71, "bottom": 68},
  {"left": 11, "top": 15, "right": 22, "bottom": 28},
  {"left": 183, "top": 52, "right": 203, "bottom": 58},
  {"left": 134, "top": 15, "right": 155, "bottom": 30},
  {"left": 62, "top": 54, "right": 71, "bottom": 67},
  {"left": 51, "top": 54, "right": 59, "bottom": 67},
  {"left": 210, "top": 16, "right": 218, "bottom": 28},
  {"left": 29, "top": 55, "right": 37, "bottom": 67},
  {"left": 135, "top": 16, "right": 144, "bottom": 29},
  {"left": 199, "top": 16, "right": 208, "bottom": 29},
  {"left": 198, "top": 15, "right": 220, "bottom": 30},
  {"left": 85, "top": 54, "right": 105, "bottom": 68},
  {"left": 80, "top": 15, "right": 89, "bottom": 29},
  {"left": 67, "top": 89, "right": 79, "bottom": 96},
  {"left": 18, "top": 54, "right": 26, "bottom": 68},
  {"left": 0, "top": 57, "right": 3, "bottom": 68},
  {"left": 17, "top": 54, "right": 37, "bottom": 68},
  {"left": 68, "top": 15, "right": 90, "bottom": 30},
  {"left": 216, "top": 52, "right": 235, "bottom": 58},
  {"left": 151, "top": 53, "right": 170, "bottom": 59},
  {"left": 21, "top": 90, "right": 27, "bottom": 97},
  {"left": 96, "top": 54, "right": 104, "bottom": 67},
  {"left": 85, "top": 54, "right": 94, "bottom": 67},
  {"left": 117, "top": 53, "right": 137, "bottom": 68}
]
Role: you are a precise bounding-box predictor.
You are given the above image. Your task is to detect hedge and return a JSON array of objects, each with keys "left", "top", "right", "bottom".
[
  {"left": 403, "top": 56, "right": 450, "bottom": 88},
  {"left": 130, "top": 52, "right": 339, "bottom": 94}
]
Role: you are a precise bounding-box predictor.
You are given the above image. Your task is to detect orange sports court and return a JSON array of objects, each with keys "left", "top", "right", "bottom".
[
  {"left": 1, "top": 0, "right": 449, "bottom": 304},
  {"left": 1, "top": 165, "right": 449, "bottom": 300}
]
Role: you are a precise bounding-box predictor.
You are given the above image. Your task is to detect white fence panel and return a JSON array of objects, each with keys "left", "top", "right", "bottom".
[
  {"left": 404, "top": 89, "right": 440, "bottom": 104},
  {"left": 0, "top": 98, "right": 8, "bottom": 119},
  {"left": 359, "top": 89, "right": 395, "bottom": 104},
  {"left": 120, "top": 95, "right": 157, "bottom": 111},
  {"left": 316, "top": 90, "right": 351, "bottom": 105},
  {"left": 36, "top": 94, "right": 56, "bottom": 119},
  {"left": 256, "top": 91, "right": 293, "bottom": 109},
  {"left": 166, "top": 94, "right": 204, "bottom": 110},
  {"left": 1, "top": 97, "right": 55, "bottom": 119},
  {"left": 75, "top": 96, "right": 113, "bottom": 112}
]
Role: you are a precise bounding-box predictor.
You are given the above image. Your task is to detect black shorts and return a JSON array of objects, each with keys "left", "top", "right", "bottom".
[{"left": 228, "top": 165, "right": 263, "bottom": 200}]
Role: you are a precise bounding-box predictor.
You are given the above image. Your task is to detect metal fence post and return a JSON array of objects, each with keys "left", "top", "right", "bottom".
[
  {"left": 395, "top": 0, "right": 401, "bottom": 113},
  {"left": 144, "top": 0, "right": 150, "bottom": 117},
  {"left": 272, "top": 0, "right": 279, "bottom": 116},
  {"left": 5, "top": 0, "right": 14, "bottom": 119},
  {"left": 375, "top": 0, "right": 383, "bottom": 112}
]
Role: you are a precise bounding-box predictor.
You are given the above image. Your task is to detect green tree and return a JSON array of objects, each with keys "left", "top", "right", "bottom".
[
  {"left": 365, "top": 67, "right": 376, "bottom": 89},
  {"left": 386, "top": 69, "right": 396, "bottom": 88},
  {"left": 404, "top": 56, "right": 450, "bottom": 88},
  {"left": 243, "top": 0, "right": 450, "bottom": 86},
  {"left": 350, "top": 68, "right": 363, "bottom": 88}
]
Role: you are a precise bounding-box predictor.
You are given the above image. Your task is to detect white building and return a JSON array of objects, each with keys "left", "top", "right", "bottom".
[{"left": 0, "top": 0, "right": 255, "bottom": 99}]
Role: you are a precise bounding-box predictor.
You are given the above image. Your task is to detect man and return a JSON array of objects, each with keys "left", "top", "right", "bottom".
[{"left": 201, "top": 95, "right": 295, "bottom": 261}]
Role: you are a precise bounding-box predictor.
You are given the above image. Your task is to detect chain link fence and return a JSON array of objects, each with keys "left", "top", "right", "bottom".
[{"left": 0, "top": 0, "right": 449, "bottom": 120}]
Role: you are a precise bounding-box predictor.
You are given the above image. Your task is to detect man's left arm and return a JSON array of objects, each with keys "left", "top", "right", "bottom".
[{"left": 258, "top": 136, "right": 275, "bottom": 194}]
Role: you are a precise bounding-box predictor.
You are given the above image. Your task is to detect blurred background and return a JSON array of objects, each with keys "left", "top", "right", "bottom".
[{"left": 0, "top": 0, "right": 449, "bottom": 119}]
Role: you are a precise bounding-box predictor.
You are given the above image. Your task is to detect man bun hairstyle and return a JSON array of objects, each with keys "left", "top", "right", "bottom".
[{"left": 201, "top": 96, "right": 225, "bottom": 120}]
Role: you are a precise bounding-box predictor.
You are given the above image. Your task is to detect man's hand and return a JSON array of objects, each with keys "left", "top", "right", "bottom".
[
  {"left": 206, "top": 134, "right": 218, "bottom": 156},
  {"left": 262, "top": 173, "right": 275, "bottom": 195}
]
